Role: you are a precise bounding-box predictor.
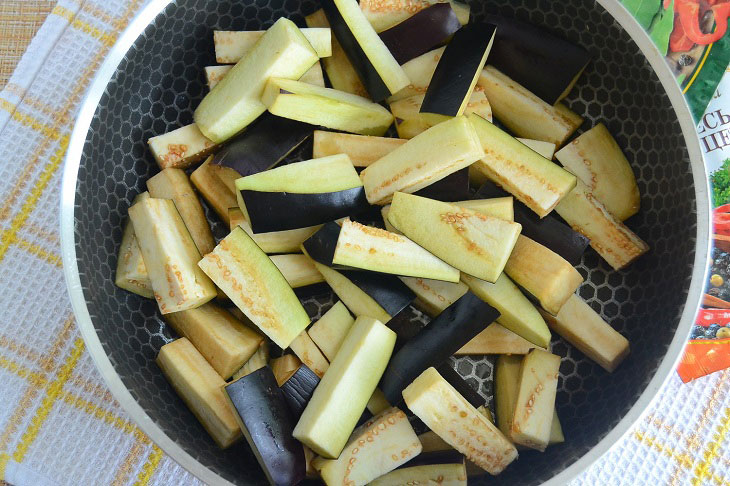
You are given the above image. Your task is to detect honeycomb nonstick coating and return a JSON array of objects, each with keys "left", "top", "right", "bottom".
[{"left": 75, "top": 0, "right": 696, "bottom": 484}]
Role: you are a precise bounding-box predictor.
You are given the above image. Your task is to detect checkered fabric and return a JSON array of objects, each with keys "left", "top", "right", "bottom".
[{"left": 0, "top": 1, "right": 728, "bottom": 485}]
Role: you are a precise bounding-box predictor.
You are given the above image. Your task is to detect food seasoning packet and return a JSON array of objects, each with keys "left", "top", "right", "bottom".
[{"left": 678, "top": 309, "right": 730, "bottom": 382}]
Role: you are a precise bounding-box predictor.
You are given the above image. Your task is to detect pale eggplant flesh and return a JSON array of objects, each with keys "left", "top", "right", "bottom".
[{"left": 475, "top": 181, "right": 589, "bottom": 265}]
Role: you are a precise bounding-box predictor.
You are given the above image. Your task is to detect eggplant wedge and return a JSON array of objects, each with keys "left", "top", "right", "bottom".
[
  {"left": 164, "top": 303, "right": 263, "bottom": 379},
  {"left": 195, "top": 18, "right": 319, "bottom": 143},
  {"left": 327, "top": 267, "right": 415, "bottom": 323},
  {"left": 494, "top": 354, "right": 521, "bottom": 441},
  {"left": 115, "top": 192, "right": 153, "bottom": 298},
  {"left": 318, "top": 407, "right": 422, "bottom": 486},
  {"left": 371, "top": 463, "right": 467, "bottom": 486},
  {"left": 280, "top": 364, "right": 320, "bottom": 419},
  {"left": 198, "top": 227, "right": 310, "bottom": 349},
  {"left": 224, "top": 367, "right": 306, "bottom": 485},
  {"left": 129, "top": 198, "right": 216, "bottom": 313},
  {"left": 269, "top": 254, "right": 324, "bottom": 289},
  {"left": 435, "top": 362, "right": 486, "bottom": 409},
  {"left": 289, "top": 331, "right": 330, "bottom": 378},
  {"left": 236, "top": 154, "right": 369, "bottom": 233},
  {"left": 332, "top": 219, "right": 460, "bottom": 282},
  {"left": 366, "top": 388, "right": 391, "bottom": 415},
  {"left": 403, "top": 367, "right": 518, "bottom": 474},
  {"left": 312, "top": 130, "right": 406, "bottom": 167},
  {"left": 212, "top": 113, "right": 314, "bottom": 178},
  {"left": 301, "top": 221, "right": 343, "bottom": 267},
  {"left": 206, "top": 62, "right": 325, "bottom": 91},
  {"left": 148, "top": 123, "right": 218, "bottom": 170},
  {"left": 388, "top": 46, "right": 444, "bottom": 102},
  {"left": 379, "top": 291, "right": 499, "bottom": 404},
  {"left": 157, "top": 338, "right": 241, "bottom": 448},
  {"left": 190, "top": 156, "right": 239, "bottom": 225},
  {"left": 457, "top": 322, "right": 543, "bottom": 355},
  {"left": 233, "top": 340, "right": 269, "bottom": 380},
  {"left": 554, "top": 180, "right": 649, "bottom": 270},
  {"left": 421, "top": 23, "right": 496, "bottom": 117},
  {"left": 460, "top": 272, "right": 551, "bottom": 349},
  {"left": 387, "top": 192, "right": 521, "bottom": 283},
  {"left": 468, "top": 113, "right": 576, "bottom": 218},
  {"left": 554, "top": 123, "right": 640, "bottom": 221},
  {"left": 230, "top": 208, "right": 322, "bottom": 255},
  {"left": 213, "top": 28, "right": 332, "bottom": 63},
  {"left": 307, "top": 301, "right": 355, "bottom": 361},
  {"left": 271, "top": 354, "right": 302, "bottom": 386},
  {"left": 378, "top": 3, "right": 460, "bottom": 64},
  {"left": 390, "top": 90, "right": 492, "bottom": 139},
  {"left": 517, "top": 138, "right": 557, "bottom": 159},
  {"left": 204, "top": 65, "right": 231, "bottom": 90},
  {"left": 539, "top": 294, "right": 629, "bottom": 372},
  {"left": 412, "top": 167, "right": 470, "bottom": 202},
  {"left": 305, "top": 9, "right": 369, "bottom": 98},
  {"left": 504, "top": 235, "right": 583, "bottom": 315},
  {"left": 321, "top": 0, "right": 410, "bottom": 101},
  {"left": 360, "top": 0, "right": 469, "bottom": 32},
  {"left": 456, "top": 197, "right": 514, "bottom": 221},
  {"left": 511, "top": 349, "right": 561, "bottom": 451},
  {"left": 206, "top": 62, "right": 328, "bottom": 93},
  {"left": 361, "top": 116, "right": 484, "bottom": 205},
  {"left": 481, "top": 13, "right": 590, "bottom": 104},
  {"left": 147, "top": 168, "right": 216, "bottom": 256},
  {"left": 293, "top": 317, "right": 397, "bottom": 458},
  {"left": 475, "top": 181, "right": 589, "bottom": 266},
  {"left": 262, "top": 78, "right": 394, "bottom": 135},
  {"left": 399, "top": 276, "right": 468, "bottom": 317},
  {"left": 477, "top": 66, "right": 583, "bottom": 146}
]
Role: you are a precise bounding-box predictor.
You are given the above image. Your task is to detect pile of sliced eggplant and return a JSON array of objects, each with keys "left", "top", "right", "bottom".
[{"left": 116, "top": 0, "right": 647, "bottom": 483}]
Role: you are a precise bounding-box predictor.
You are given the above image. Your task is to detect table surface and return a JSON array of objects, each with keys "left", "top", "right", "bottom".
[{"left": 0, "top": 1, "right": 56, "bottom": 89}]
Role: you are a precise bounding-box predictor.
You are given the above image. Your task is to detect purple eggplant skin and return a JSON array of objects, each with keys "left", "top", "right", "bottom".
[
  {"left": 387, "top": 307, "right": 427, "bottom": 350},
  {"left": 280, "top": 365, "right": 320, "bottom": 419},
  {"left": 240, "top": 186, "right": 369, "bottom": 233},
  {"left": 420, "top": 23, "right": 497, "bottom": 117},
  {"left": 378, "top": 3, "right": 461, "bottom": 64},
  {"left": 379, "top": 292, "right": 500, "bottom": 404},
  {"left": 413, "top": 168, "right": 470, "bottom": 202},
  {"left": 400, "top": 450, "right": 465, "bottom": 468},
  {"left": 212, "top": 113, "right": 314, "bottom": 177},
  {"left": 320, "top": 0, "right": 391, "bottom": 101},
  {"left": 475, "top": 181, "right": 589, "bottom": 265},
  {"left": 435, "top": 362, "right": 485, "bottom": 409},
  {"left": 225, "top": 367, "right": 305, "bottom": 486},
  {"left": 301, "top": 222, "right": 342, "bottom": 267},
  {"left": 343, "top": 270, "right": 416, "bottom": 317},
  {"left": 483, "top": 13, "right": 590, "bottom": 105}
]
